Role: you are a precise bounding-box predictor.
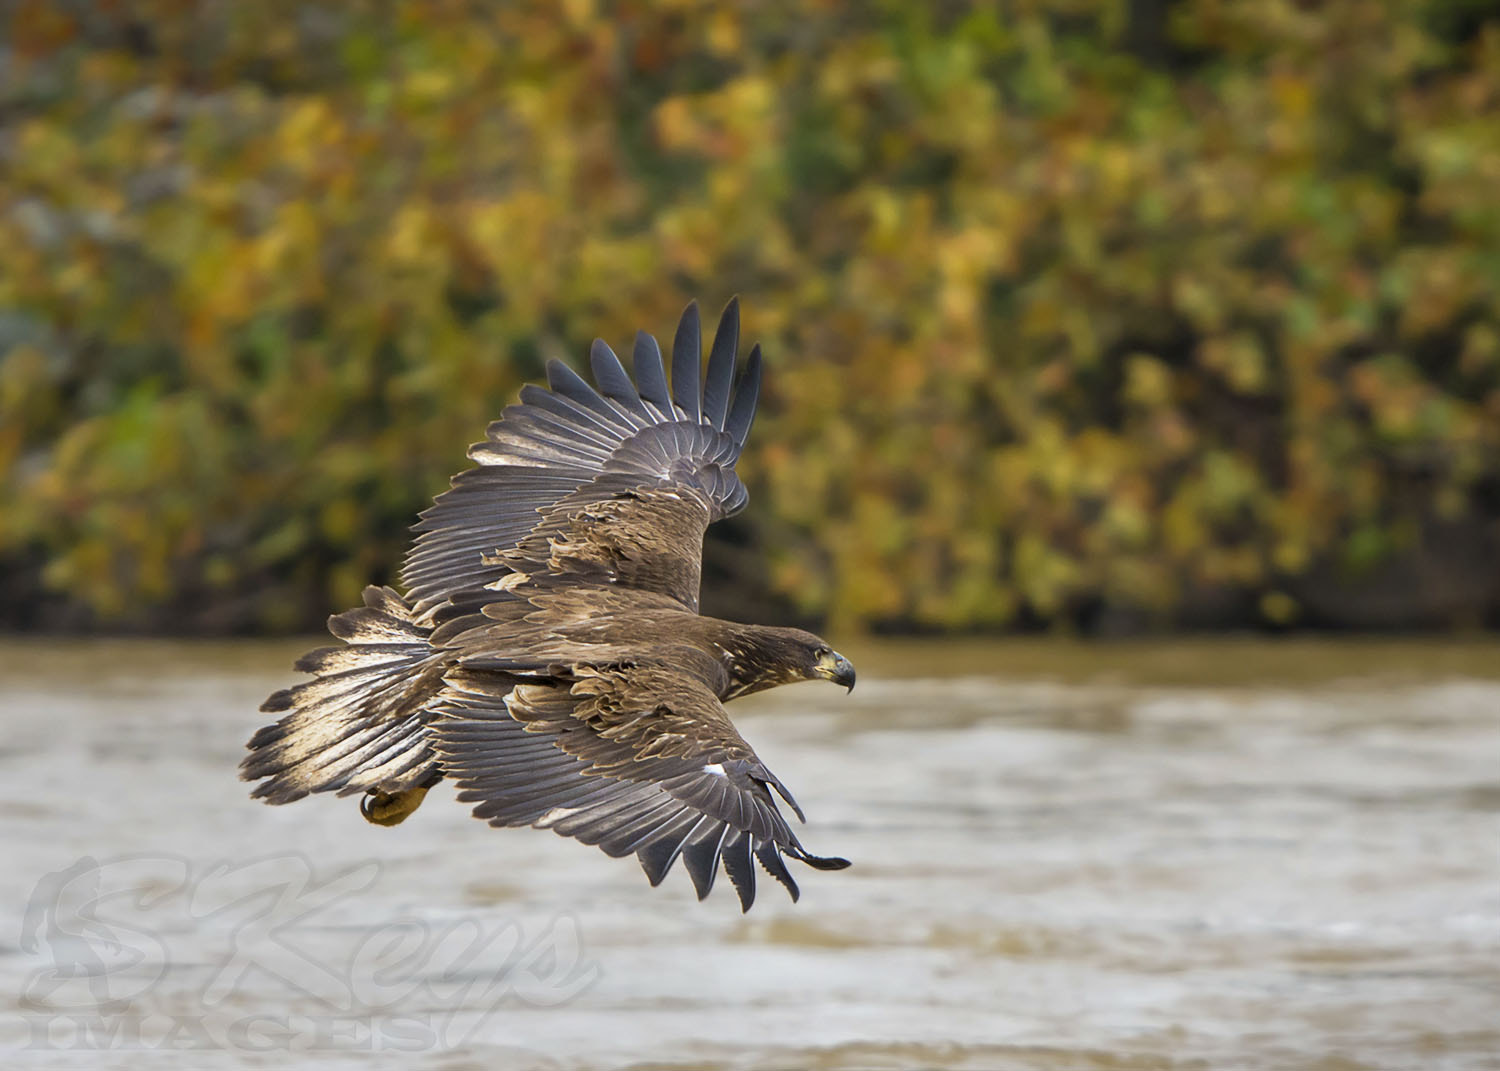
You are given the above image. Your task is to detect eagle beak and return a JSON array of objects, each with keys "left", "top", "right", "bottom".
[{"left": 816, "top": 650, "right": 857, "bottom": 693}]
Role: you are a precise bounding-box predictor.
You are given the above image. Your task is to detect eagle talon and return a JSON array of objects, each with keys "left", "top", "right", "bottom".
[{"left": 361, "top": 785, "right": 429, "bottom": 826}]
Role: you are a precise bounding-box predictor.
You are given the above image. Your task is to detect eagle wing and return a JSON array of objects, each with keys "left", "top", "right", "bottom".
[
  {"left": 402, "top": 300, "right": 761, "bottom": 619},
  {"left": 432, "top": 664, "right": 849, "bottom": 911}
]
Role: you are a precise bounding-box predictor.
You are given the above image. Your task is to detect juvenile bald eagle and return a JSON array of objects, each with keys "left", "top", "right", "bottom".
[{"left": 242, "top": 300, "right": 853, "bottom": 910}]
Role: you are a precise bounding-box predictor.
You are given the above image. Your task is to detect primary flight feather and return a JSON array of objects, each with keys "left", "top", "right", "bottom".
[{"left": 241, "top": 300, "right": 854, "bottom": 911}]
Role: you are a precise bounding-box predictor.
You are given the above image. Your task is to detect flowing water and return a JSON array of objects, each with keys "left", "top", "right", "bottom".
[{"left": 1, "top": 637, "right": 1498, "bottom": 1070}]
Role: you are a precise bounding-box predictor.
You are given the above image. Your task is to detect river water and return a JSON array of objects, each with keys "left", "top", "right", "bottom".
[{"left": 1, "top": 637, "right": 1498, "bottom": 1069}]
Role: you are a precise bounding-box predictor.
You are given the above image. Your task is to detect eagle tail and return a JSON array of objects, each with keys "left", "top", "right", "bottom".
[{"left": 241, "top": 586, "right": 445, "bottom": 814}]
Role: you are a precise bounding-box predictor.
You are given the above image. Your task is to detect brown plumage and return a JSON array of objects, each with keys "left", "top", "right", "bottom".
[{"left": 241, "top": 300, "right": 854, "bottom": 910}]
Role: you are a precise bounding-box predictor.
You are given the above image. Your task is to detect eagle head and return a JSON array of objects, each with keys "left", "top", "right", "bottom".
[
  {"left": 805, "top": 640, "right": 857, "bottom": 692},
  {"left": 722, "top": 627, "right": 856, "bottom": 698}
]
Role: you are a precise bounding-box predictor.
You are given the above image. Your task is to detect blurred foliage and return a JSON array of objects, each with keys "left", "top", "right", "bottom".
[{"left": 2, "top": 0, "right": 1499, "bottom": 634}]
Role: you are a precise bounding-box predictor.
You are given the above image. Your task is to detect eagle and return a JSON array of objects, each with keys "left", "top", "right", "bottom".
[{"left": 241, "top": 300, "right": 854, "bottom": 911}]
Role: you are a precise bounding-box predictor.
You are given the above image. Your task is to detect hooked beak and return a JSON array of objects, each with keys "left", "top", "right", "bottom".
[{"left": 815, "top": 650, "right": 857, "bottom": 693}]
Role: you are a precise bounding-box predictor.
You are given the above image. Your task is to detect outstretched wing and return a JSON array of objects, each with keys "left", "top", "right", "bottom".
[
  {"left": 402, "top": 300, "right": 763, "bottom": 619},
  {"left": 431, "top": 665, "right": 849, "bottom": 911}
]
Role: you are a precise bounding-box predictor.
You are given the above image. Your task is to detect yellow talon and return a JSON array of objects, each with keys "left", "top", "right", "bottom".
[{"left": 360, "top": 785, "right": 429, "bottom": 826}]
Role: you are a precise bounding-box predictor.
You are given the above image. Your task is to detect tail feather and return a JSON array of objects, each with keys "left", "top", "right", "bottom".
[{"left": 242, "top": 586, "right": 446, "bottom": 805}]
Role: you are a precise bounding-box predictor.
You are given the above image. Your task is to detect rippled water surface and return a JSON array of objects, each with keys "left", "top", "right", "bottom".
[{"left": 2, "top": 638, "right": 1498, "bottom": 1070}]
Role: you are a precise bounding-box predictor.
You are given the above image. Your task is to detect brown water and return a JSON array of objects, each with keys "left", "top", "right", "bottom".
[{"left": 1, "top": 638, "right": 1498, "bottom": 1070}]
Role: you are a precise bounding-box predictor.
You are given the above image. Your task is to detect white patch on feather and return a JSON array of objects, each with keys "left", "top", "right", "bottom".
[
  {"left": 702, "top": 763, "right": 727, "bottom": 777},
  {"left": 537, "top": 806, "right": 582, "bottom": 826}
]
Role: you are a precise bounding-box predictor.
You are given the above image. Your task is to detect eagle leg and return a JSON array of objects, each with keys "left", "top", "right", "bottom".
[{"left": 360, "top": 784, "right": 430, "bottom": 826}]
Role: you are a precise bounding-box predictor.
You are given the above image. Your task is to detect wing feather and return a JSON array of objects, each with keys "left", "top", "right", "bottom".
[
  {"left": 638, "top": 812, "right": 711, "bottom": 886},
  {"left": 545, "top": 359, "right": 638, "bottom": 432},
  {"left": 402, "top": 302, "right": 760, "bottom": 618},
  {"left": 682, "top": 822, "right": 731, "bottom": 900},
  {"left": 431, "top": 666, "right": 847, "bottom": 909},
  {"left": 631, "top": 331, "right": 673, "bottom": 418},
  {"left": 720, "top": 830, "right": 757, "bottom": 912},
  {"left": 590, "top": 339, "right": 651, "bottom": 421},
  {"left": 670, "top": 301, "right": 702, "bottom": 421},
  {"left": 725, "top": 344, "right": 762, "bottom": 449},
  {"left": 703, "top": 296, "right": 738, "bottom": 428}
]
